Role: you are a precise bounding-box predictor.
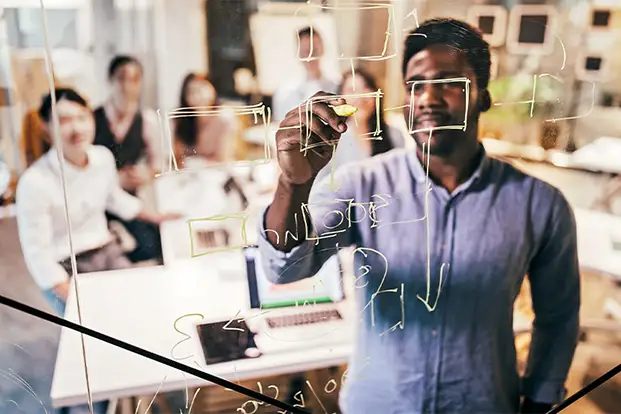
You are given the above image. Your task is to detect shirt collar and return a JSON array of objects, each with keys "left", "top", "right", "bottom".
[
  {"left": 408, "top": 143, "right": 490, "bottom": 185},
  {"left": 45, "top": 146, "right": 92, "bottom": 176}
]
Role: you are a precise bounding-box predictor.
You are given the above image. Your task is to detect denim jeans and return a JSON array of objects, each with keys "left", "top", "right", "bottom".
[{"left": 42, "top": 288, "right": 66, "bottom": 316}]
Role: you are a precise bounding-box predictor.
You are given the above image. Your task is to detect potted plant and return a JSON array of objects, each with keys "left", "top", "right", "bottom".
[{"left": 481, "top": 74, "right": 565, "bottom": 149}]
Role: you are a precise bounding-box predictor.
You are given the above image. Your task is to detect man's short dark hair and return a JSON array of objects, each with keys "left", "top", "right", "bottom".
[
  {"left": 108, "top": 55, "right": 143, "bottom": 79},
  {"left": 297, "top": 26, "right": 321, "bottom": 40},
  {"left": 38, "top": 88, "right": 89, "bottom": 123},
  {"left": 402, "top": 18, "right": 491, "bottom": 90}
]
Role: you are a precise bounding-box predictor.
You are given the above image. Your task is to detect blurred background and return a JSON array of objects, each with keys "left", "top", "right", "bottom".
[{"left": 2, "top": 0, "right": 621, "bottom": 413}]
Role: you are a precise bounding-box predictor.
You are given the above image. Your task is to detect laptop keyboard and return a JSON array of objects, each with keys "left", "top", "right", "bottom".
[{"left": 266, "top": 309, "right": 342, "bottom": 329}]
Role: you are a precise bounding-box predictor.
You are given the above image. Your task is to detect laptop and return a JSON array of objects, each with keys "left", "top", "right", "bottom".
[{"left": 242, "top": 246, "right": 354, "bottom": 354}]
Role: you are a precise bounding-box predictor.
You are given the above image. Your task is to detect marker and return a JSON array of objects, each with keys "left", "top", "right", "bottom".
[{"left": 331, "top": 104, "right": 358, "bottom": 117}]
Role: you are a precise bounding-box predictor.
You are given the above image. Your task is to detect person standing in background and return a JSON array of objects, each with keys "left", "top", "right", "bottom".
[
  {"left": 173, "top": 73, "right": 239, "bottom": 168},
  {"left": 315, "top": 67, "right": 405, "bottom": 182},
  {"left": 93, "top": 55, "right": 163, "bottom": 264},
  {"left": 272, "top": 26, "right": 340, "bottom": 122}
]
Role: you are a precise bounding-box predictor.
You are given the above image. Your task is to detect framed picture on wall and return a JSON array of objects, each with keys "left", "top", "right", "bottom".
[
  {"left": 506, "top": 5, "right": 558, "bottom": 55},
  {"left": 590, "top": 8, "right": 612, "bottom": 30},
  {"left": 467, "top": 5, "right": 508, "bottom": 48},
  {"left": 575, "top": 52, "right": 608, "bottom": 82}
]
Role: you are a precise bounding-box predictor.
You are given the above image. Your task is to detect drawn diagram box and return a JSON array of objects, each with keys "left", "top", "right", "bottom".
[
  {"left": 298, "top": 90, "right": 384, "bottom": 152},
  {"left": 406, "top": 77, "right": 471, "bottom": 135},
  {"left": 188, "top": 213, "right": 249, "bottom": 258},
  {"left": 295, "top": 2, "right": 398, "bottom": 62},
  {"left": 154, "top": 168, "right": 252, "bottom": 263},
  {"left": 249, "top": 6, "right": 340, "bottom": 96},
  {"left": 158, "top": 103, "right": 272, "bottom": 175}
]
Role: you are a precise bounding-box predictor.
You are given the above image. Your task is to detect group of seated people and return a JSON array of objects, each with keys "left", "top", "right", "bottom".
[
  {"left": 14, "top": 55, "right": 244, "bottom": 318},
  {"left": 12, "top": 31, "right": 408, "bottom": 303},
  {"left": 13, "top": 53, "right": 407, "bottom": 307}
]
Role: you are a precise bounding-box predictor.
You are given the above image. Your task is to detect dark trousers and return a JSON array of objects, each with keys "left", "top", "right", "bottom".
[{"left": 106, "top": 212, "right": 163, "bottom": 264}]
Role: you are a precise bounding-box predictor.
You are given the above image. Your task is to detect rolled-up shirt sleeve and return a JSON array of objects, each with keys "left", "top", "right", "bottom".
[
  {"left": 522, "top": 190, "right": 581, "bottom": 404},
  {"left": 16, "top": 175, "right": 69, "bottom": 290},
  {"left": 257, "top": 166, "right": 358, "bottom": 284}
]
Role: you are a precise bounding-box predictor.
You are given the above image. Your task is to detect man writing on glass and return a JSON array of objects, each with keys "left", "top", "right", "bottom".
[{"left": 257, "top": 18, "right": 580, "bottom": 414}]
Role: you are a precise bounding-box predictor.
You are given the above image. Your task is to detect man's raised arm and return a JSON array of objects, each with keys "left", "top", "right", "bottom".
[
  {"left": 265, "top": 91, "right": 350, "bottom": 252},
  {"left": 259, "top": 92, "right": 355, "bottom": 283}
]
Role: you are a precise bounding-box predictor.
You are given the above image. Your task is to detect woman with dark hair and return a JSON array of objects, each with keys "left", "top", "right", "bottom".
[
  {"left": 93, "top": 55, "right": 163, "bottom": 264},
  {"left": 94, "top": 55, "right": 160, "bottom": 189},
  {"left": 316, "top": 67, "right": 405, "bottom": 180},
  {"left": 173, "top": 73, "right": 238, "bottom": 168}
]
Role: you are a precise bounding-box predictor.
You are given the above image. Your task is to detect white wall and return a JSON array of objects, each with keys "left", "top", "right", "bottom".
[{"left": 153, "top": 0, "right": 208, "bottom": 112}]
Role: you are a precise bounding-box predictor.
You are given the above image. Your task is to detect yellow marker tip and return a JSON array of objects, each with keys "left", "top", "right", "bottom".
[{"left": 332, "top": 104, "right": 358, "bottom": 117}]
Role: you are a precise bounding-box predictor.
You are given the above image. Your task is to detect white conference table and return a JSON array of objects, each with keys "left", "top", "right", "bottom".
[
  {"left": 52, "top": 253, "right": 536, "bottom": 410},
  {"left": 153, "top": 161, "right": 278, "bottom": 265},
  {"left": 574, "top": 207, "right": 621, "bottom": 279},
  {"left": 51, "top": 255, "right": 352, "bottom": 409},
  {"left": 573, "top": 207, "right": 621, "bottom": 329}
]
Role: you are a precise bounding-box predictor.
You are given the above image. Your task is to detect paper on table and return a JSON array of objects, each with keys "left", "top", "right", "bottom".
[{"left": 572, "top": 137, "right": 621, "bottom": 173}]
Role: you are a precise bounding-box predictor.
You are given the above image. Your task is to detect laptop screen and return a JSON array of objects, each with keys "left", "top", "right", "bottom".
[{"left": 244, "top": 246, "right": 344, "bottom": 309}]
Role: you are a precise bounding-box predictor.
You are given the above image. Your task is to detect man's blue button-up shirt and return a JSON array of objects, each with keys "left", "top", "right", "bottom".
[{"left": 257, "top": 147, "right": 580, "bottom": 414}]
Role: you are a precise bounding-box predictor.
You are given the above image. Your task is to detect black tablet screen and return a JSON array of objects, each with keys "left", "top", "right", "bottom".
[{"left": 196, "top": 319, "right": 255, "bottom": 364}]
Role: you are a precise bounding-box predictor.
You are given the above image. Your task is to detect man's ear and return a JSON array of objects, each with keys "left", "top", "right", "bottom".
[{"left": 479, "top": 89, "right": 491, "bottom": 113}]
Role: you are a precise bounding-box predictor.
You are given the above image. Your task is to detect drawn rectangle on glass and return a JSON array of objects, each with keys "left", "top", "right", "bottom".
[
  {"left": 188, "top": 213, "right": 249, "bottom": 257},
  {"left": 406, "top": 77, "right": 470, "bottom": 135},
  {"left": 298, "top": 90, "right": 383, "bottom": 152},
  {"left": 158, "top": 103, "right": 272, "bottom": 176},
  {"left": 295, "top": 2, "right": 397, "bottom": 62}
]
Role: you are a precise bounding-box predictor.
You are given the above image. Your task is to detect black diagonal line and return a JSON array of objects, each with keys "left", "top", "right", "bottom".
[
  {"left": 546, "top": 362, "right": 621, "bottom": 413},
  {"left": 0, "top": 294, "right": 308, "bottom": 414}
]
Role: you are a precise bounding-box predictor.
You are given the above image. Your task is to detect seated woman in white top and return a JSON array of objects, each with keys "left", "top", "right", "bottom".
[
  {"left": 316, "top": 68, "right": 405, "bottom": 182},
  {"left": 16, "top": 88, "right": 178, "bottom": 317}
]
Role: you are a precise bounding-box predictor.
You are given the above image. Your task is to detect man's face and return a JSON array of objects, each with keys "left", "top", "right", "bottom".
[
  {"left": 298, "top": 34, "right": 323, "bottom": 73},
  {"left": 47, "top": 99, "right": 95, "bottom": 155},
  {"left": 403, "top": 44, "right": 482, "bottom": 156},
  {"left": 111, "top": 63, "right": 143, "bottom": 107}
]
